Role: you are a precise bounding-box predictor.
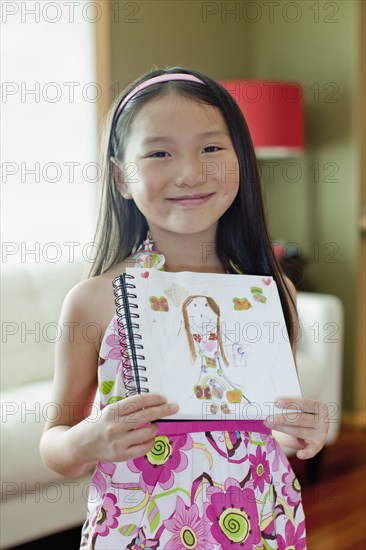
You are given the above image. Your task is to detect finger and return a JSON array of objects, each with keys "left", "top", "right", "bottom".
[
  {"left": 126, "top": 402, "right": 179, "bottom": 427},
  {"left": 271, "top": 430, "right": 304, "bottom": 450},
  {"left": 268, "top": 423, "right": 317, "bottom": 440},
  {"left": 275, "top": 396, "right": 323, "bottom": 416},
  {"left": 124, "top": 422, "right": 159, "bottom": 448},
  {"left": 296, "top": 441, "right": 323, "bottom": 460},
  {"left": 111, "top": 393, "right": 169, "bottom": 418},
  {"left": 124, "top": 436, "right": 159, "bottom": 461},
  {"left": 266, "top": 412, "right": 320, "bottom": 428}
]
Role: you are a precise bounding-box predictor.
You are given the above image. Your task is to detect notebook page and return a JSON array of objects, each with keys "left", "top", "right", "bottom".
[{"left": 125, "top": 267, "right": 302, "bottom": 420}]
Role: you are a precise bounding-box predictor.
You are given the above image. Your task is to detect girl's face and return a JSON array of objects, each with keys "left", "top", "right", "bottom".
[{"left": 117, "top": 92, "right": 240, "bottom": 239}]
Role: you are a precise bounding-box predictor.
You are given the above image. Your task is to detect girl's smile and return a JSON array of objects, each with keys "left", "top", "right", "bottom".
[{"left": 166, "top": 192, "right": 215, "bottom": 207}]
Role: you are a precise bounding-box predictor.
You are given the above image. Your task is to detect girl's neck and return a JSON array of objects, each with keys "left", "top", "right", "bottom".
[{"left": 148, "top": 226, "right": 226, "bottom": 274}]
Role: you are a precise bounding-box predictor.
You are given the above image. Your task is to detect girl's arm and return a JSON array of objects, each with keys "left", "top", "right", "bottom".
[
  {"left": 39, "top": 276, "right": 178, "bottom": 478},
  {"left": 268, "top": 276, "right": 329, "bottom": 459}
]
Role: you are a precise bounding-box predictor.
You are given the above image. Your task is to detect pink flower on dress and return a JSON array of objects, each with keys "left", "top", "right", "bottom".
[
  {"left": 89, "top": 461, "right": 116, "bottom": 501},
  {"left": 281, "top": 469, "right": 302, "bottom": 506},
  {"left": 92, "top": 492, "right": 120, "bottom": 537},
  {"left": 126, "top": 526, "right": 159, "bottom": 549},
  {"left": 277, "top": 518, "right": 306, "bottom": 550},
  {"left": 249, "top": 445, "right": 271, "bottom": 492},
  {"left": 262, "top": 516, "right": 276, "bottom": 538},
  {"left": 225, "top": 430, "right": 245, "bottom": 457},
  {"left": 163, "top": 496, "right": 216, "bottom": 550},
  {"left": 105, "top": 319, "right": 123, "bottom": 360},
  {"left": 206, "top": 478, "right": 261, "bottom": 548},
  {"left": 104, "top": 319, "right": 132, "bottom": 382},
  {"left": 128, "top": 435, "right": 193, "bottom": 491},
  {"left": 258, "top": 432, "right": 289, "bottom": 473}
]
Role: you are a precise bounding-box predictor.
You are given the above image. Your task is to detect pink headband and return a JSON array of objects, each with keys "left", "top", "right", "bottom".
[{"left": 114, "top": 73, "right": 206, "bottom": 122}]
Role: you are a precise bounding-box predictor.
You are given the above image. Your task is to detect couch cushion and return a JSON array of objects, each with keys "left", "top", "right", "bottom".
[
  {"left": 1, "top": 380, "right": 80, "bottom": 492},
  {"left": 1, "top": 260, "right": 86, "bottom": 390},
  {"left": 296, "top": 349, "right": 326, "bottom": 401}
]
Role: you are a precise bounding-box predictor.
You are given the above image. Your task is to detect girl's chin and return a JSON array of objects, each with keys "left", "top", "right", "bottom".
[{"left": 147, "top": 222, "right": 218, "bottom": 237}]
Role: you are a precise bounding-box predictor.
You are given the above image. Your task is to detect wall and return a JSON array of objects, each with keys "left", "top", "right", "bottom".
[
  {"left": 107, "top": 0, "right": 360, "bottom": 414},
  {"left": 109, "top": 0, "right": 251, "bottom": 95},
  {"left": 245, "top": 0, "right": 360, "bottom": 414}
]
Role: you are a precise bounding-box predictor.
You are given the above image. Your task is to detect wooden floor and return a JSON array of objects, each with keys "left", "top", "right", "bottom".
[
  {"left": 12, "top": 425, "right": 366, "bottom": 549},
  {"left": 288, "top": 424, "right": 366, "bottom": 550}
]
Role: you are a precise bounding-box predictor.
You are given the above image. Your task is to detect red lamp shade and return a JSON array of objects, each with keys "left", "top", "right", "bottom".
[{"left": 220, "top": 79, "right": 305, "bottom": 158}]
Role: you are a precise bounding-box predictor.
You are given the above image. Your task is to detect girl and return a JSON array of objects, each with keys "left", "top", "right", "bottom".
[{"left": 40, "top": 66, "right": 329, "bottom": 549}]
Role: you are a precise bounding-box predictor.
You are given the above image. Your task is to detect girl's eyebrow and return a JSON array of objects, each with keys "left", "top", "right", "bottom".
[{"left": 141, "top": 130, "right": 229, "bottom": 146}]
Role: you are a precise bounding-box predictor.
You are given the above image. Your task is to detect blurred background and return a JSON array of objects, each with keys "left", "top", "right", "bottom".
[{"left": 1, "top": 0, "right": 365, "bottom": 548}]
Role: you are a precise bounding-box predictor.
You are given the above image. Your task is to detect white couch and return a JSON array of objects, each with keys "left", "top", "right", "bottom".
[
  {"left": 0, "top": 260, "right": 344, "bottom": 548},
  {"left": 294, "top": 291, "right": 344, "bottom": 446},
  {"left": 1, "top": 259, "right": 91, "bottom": 549}
]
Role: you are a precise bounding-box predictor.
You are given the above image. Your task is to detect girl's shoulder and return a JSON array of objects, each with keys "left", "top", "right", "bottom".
[
  {"left": 67, "top": 257, "right": 134, "bottom": 298},
  {"left": 59, "top": 257, "right": 135, "bottom": 339}
]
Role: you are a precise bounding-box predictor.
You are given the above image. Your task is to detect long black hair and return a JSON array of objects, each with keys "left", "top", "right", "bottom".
[{"left": 89, "top": 65, "right": 298, "bottom": 345}]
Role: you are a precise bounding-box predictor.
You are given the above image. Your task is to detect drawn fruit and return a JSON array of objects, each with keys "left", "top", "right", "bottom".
[
  {"left": 250, "top": 286, "right": 267, "bottom": 304},
  {"left": 221, "top": 403, "right": 231, "bottom": 414},
  {"left": 141, "top": 271, "right": 149, "bottom": 278},
  {"left": 149, "top": 296, "right": 169, "bottom": 311},
  {"left": 194, "top": 385, "right": 203, "bottom": 398},
  {"left": 203, "top": 386, "right": 212, "bottom": 399},
  {"left": 210, "top": 404, "right": 219, "bottom": 414},
  {"left": 212, "top": 385, "right": 224, "bottom": 400},
  {"left": 250, "top": 286, "right": 262, "bottom": 294},
  {"left": 226, "top": 389, "right": 242, "bottom": 403},
  {"left": 262, "top": 277, "right": 271, "bottom": 286},
  {"left": 233, "top": 297, "right": 252, "bottom": 310}
]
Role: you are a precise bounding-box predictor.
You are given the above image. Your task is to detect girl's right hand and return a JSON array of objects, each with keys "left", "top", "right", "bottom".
[{"left": 82, "top": 393, "right": 179, "bottom": 463}]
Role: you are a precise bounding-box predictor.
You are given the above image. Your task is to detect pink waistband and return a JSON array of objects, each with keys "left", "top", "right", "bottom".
[{"left": 156, "top": 419, "right": 271, "bottom": 436}]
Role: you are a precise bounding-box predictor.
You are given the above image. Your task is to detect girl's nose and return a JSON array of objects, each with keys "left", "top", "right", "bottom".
[{"left": 175, "top": 156, "right": 204, "bottom": 187}]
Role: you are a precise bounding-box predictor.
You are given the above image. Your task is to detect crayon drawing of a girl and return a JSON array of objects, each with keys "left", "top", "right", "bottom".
[{"left": 182, "top": 295, "right": 250, "bottom": 405}]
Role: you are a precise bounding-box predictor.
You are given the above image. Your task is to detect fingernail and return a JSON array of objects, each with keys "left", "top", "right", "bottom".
[{"left": 169, "top": 403, "right": 179, "bottom": 413}]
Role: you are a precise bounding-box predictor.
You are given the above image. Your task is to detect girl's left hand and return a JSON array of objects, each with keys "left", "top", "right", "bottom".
[{"left": 264, "top": 396, "right": 330, "bottom": 460}]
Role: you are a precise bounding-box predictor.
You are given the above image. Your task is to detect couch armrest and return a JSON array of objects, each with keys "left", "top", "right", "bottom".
[{"left": 296, "top": 291, "right": 344, "bottom": 445}]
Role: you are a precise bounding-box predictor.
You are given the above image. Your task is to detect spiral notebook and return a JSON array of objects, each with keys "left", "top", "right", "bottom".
[{"left": 112, "top": 268, "right": 302, "bottom": 420}]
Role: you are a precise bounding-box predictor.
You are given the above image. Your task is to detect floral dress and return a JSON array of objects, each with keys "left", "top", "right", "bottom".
[{"left": 80, "top": 235, "right": 306, "bottom": 550}]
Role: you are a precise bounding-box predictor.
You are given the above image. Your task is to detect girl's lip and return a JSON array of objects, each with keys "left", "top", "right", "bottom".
[{"left": 167, "top": 193, "right": 214, "bottom": 206}]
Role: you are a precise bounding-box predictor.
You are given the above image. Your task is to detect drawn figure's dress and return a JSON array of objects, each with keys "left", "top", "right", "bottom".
[
  {"left": 80, "top": 235, "right": 306, "bottom": 550},
  {"left": 192, "top": 331, "right": 243, "bottom": 404}
]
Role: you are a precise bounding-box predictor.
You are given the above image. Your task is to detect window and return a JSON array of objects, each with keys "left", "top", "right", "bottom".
[{"left": 1, "top": 3, "right": 99, "bottom": 266}]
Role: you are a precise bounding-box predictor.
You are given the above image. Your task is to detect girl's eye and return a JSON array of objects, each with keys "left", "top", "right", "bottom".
[
  {"left": 148, "top": 151, "right": 170, "bottom": 158},
  {"left": 203, "top": 146, "right": 222, "bottom": 153}
]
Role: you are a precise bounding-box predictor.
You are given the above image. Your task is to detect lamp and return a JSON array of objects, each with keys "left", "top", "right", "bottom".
[{"left": 220, "top": 79, "right": 305, "bottom": 158}]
